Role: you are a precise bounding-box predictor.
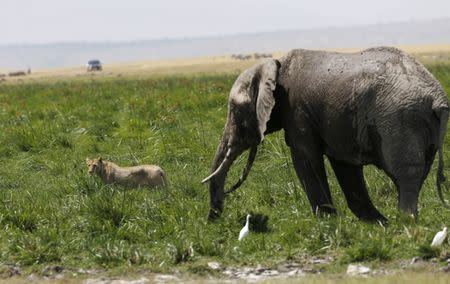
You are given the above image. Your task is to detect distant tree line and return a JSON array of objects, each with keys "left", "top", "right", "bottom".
[
  {"left": 231, "top": 53, "right": 273, "bottom": 60},
  {"left": 0, "top": 68, "right": 31, "bottom": 80}
]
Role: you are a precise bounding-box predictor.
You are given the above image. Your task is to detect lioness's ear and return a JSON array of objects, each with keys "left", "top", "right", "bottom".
[
  {"left": 98, "top": 157, "right": 103, "bottom": 162},
  {"left": 86, "top": 158, "right": 90, "bottom": 164}
]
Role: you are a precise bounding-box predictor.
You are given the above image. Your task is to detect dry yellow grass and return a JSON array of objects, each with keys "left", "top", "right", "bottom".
[
  {"left": 1, "top": 56, "right": 258, "bottom": 84},
  {"left": 2, "top": 43, "right": 449, "bottom": 84}
]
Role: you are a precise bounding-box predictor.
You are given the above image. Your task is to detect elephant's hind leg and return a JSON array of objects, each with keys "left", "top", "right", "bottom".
[
  {"left": 390, "top": 158, "right": 431, "bottom": 219},
  {"left": 378, "top": 122, "right": 436, "bottom": 219},
  {"left": 329, "top": 157, "right": 387, "bottom": 223},
  {"left": 290, "top": 148, "right": 337, "bottom": 216}
]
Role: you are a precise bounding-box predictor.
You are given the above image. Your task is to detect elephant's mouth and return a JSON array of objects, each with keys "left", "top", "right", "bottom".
[
  {"left": 201, "top": 148, "right": 234, "bottom": 183},
  {"left": 202, "top": 144, "right": 258, "bottom": 195}
]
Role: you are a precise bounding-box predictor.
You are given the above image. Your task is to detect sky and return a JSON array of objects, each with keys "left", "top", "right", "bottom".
[{"left": 1, "top": 0, "right": 450, "bottom": 45}]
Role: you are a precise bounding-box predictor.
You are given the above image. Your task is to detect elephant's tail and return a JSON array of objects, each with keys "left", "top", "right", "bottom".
[{"left": 435, "top": 106, "right": 449, "bottom": 208}]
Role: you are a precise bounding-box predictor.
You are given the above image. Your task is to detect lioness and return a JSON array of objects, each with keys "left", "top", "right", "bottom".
[{"left": 86, "top": 157, "right": 166, "bottom": 188}]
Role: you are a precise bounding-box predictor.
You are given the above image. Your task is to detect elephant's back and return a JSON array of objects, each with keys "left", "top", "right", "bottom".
[
  {"left": 278, "top": 47, "right": 448, "bottom": 165},
  {"left": 278, "top": 47, "right": 447, "bottom": 113},
  {"left": 279, "top": 47, "right": 418, "bottom": 82}
]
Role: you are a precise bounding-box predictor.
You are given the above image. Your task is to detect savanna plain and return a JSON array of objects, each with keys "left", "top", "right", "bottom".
[{"left": 0, "top": 49, "right": 450, "bottom": 283}]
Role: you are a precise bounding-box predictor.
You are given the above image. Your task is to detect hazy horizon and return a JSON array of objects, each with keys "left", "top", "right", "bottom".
[
  {"left": 1, "top": 17, "right": 449, "bottom": 47},
  {"left": 2, "top": 0, "right": 450, "bottom": 45},
  {"left": 2, "top": 1, "right": 450, "bottom": 70},
  {"left": 1, "top": 17, "right": 449, "bottom": 70}
]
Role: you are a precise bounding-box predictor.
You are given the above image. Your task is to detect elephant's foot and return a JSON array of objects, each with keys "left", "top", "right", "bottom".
[
  {"left": 208, "top": 207, "right": 223, "bottom": 221},
  {"left": 328, "top": 158, "right": 387, "bottom": 224},
  {"left": 357, "top": 210, "right": 388, "bottom": 224},
  {"left": 315, "top": 204, "right": 337, "bottom": 216}
]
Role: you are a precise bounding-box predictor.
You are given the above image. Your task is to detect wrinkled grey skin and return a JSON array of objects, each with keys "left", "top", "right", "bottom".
[{"left": 203, "top": 47, "right": 449, "bottom": 222}]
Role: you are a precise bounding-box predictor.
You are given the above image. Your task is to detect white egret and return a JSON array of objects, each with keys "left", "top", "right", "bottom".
[
  {"left": 431, "top": 227, "right": 448, "bottom": 247},
  {"left": 238, "top": 214, "right": 251, "bottom": 241}
]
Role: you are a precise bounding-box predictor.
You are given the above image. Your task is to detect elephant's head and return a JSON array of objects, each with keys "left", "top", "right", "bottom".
[{"left": 202, "top": 59, "right": 281, "bottom": 219}]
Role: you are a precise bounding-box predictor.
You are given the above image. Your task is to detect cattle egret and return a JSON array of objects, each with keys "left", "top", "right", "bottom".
[
  {"left": 431, "top": 227, "right": 448, "bottom": 247},
  {"left": 238, "top": 214, "right": 251, "bottom": 241}
]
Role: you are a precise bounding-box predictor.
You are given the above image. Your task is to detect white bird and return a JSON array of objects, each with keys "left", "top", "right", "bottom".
[
  {"left": 238, "top": 214, "right": 251, "bottom": 241},
  {"left": 431, "top": 227, "right": 448, "bottom": 247}
]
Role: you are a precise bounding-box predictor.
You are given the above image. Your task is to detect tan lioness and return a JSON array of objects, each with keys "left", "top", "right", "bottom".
[{"left": 86, "top": 157, "right": 166, "bottom": 188}]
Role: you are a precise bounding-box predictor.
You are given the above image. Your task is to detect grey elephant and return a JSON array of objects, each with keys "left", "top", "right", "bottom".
[{"left": 202, "top": 47, "right": 449, "bottom": 222}]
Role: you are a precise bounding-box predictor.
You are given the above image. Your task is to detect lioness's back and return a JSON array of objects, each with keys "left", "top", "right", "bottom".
[
  {"left": 87, "top": 157, "right": 166, "bottom": 188},
  {"left": 130, "top": 165, "right": 166, "bottom": 187}
]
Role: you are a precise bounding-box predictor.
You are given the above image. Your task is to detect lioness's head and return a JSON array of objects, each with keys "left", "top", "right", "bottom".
[{"left": 86, "top": 157, "right": 104, "bottom": 174}]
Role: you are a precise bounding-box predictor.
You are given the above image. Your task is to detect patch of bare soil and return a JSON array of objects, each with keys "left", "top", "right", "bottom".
[{"left": 0, "top": 256, "right": 448, "bottom": 283}]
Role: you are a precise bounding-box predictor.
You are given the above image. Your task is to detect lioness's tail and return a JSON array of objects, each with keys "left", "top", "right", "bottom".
[{"left": 160, "top": 169, "right": 168, "bottom": 187}]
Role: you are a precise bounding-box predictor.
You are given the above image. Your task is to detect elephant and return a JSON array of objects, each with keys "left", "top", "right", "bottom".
[{"left": 202, "top": 47, "right": 449, "bottom": 222}]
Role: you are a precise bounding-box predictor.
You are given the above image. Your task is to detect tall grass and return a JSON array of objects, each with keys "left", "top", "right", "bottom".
[{"left": 0, "top": 66, "right": 449, "bottom": 273}]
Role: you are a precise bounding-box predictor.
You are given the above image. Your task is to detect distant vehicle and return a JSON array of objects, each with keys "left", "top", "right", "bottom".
[{"left": 87, "top": 59, "right": 102, "bottom": 71}]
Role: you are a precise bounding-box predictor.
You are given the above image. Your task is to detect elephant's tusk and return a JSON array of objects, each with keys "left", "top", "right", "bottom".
[
  {"left": 201, "top": 173, "right": 217, "bottom": 184},
  {"left": 202, "top": 148, "right": 232, "bottom": 183}
]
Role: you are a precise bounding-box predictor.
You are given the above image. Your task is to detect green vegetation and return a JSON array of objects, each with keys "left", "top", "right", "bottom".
[{"left": 0, "top": 65, "right": 449, "bottom": 275}]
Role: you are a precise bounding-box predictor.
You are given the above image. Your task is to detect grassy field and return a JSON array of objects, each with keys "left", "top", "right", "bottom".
[{"left": 0, "top": 60, "right": 449, "bottom": 281}]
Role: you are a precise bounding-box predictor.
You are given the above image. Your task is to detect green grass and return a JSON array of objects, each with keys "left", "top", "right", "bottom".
[{"left": 0, "top": 66, "right": 449, "bottom": 275}]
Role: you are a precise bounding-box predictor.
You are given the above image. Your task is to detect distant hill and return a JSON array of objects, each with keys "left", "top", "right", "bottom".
[{"left": 1, "top": 18, "right": 449, "bottom": 70}]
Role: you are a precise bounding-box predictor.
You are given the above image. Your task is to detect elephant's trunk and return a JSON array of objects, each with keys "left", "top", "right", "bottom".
[
  {"left": 224, "top": 145, "right": 258, "bottom": 194},
  {"left": 205, "top": 137, "right": 244, "bottom": 220}
]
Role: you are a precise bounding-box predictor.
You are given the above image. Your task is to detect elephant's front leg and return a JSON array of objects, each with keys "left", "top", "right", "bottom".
[
  {"left": 328, "top": 157, "right": 387, "bottom": 223},
  {"left": 289, "top": 147, "right": 337, "bottom": 216}
]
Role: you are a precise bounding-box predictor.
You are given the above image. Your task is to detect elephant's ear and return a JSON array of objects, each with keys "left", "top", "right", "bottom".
[{"left": 256, "top": 59, "right": 280, "bottom": 142}]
